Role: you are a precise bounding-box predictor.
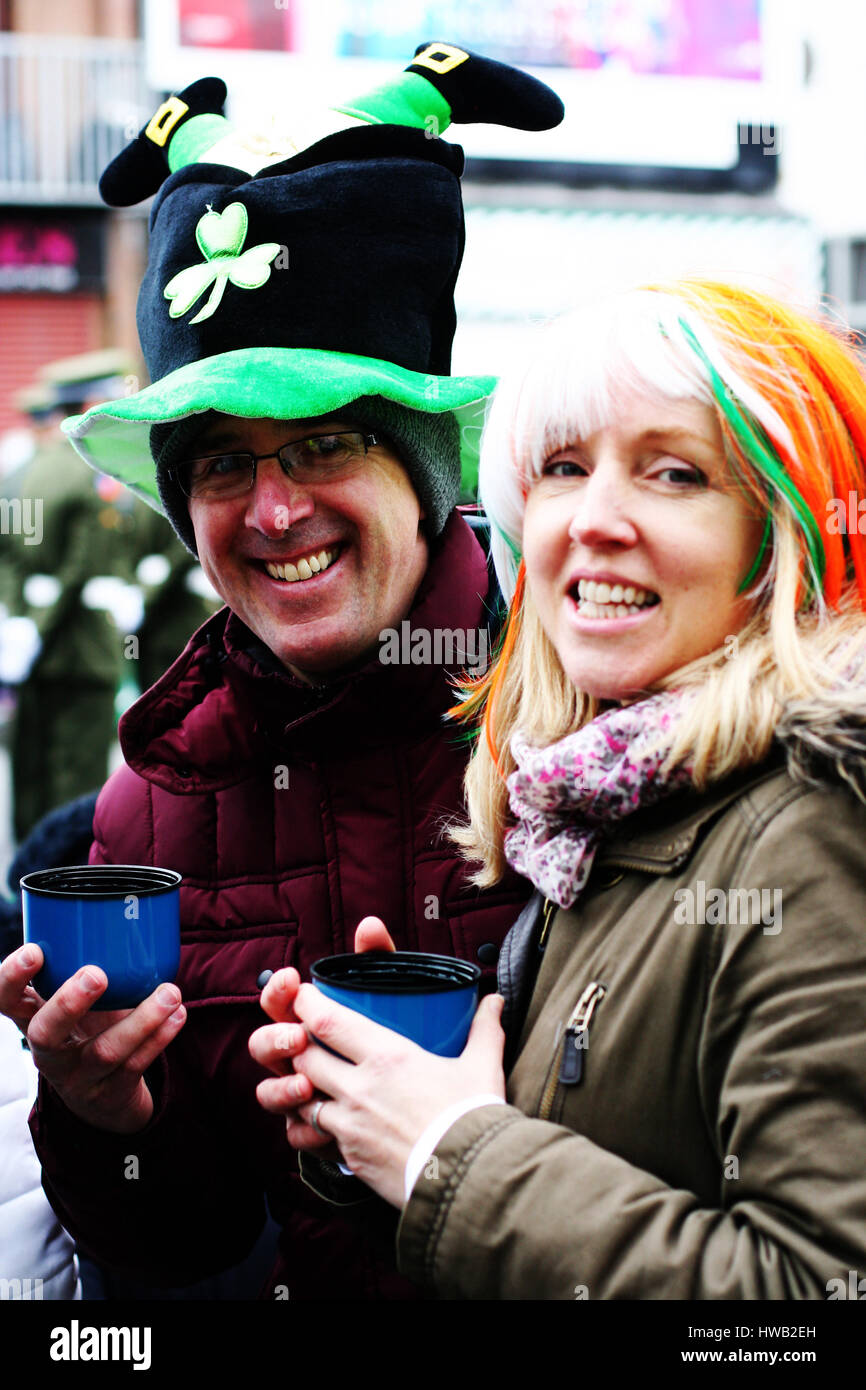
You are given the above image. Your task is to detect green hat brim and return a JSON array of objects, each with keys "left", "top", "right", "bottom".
[{"left": 61, "top": 347, "right": 495, "bottom": 510}]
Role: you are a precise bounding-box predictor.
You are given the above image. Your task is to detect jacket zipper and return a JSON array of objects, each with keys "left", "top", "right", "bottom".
[
  {"left": 539, "top": 980, "right": 607, "bottom": 1120},
  {"left": 538, "top": 897, "right": 556, "bottom": 952}
]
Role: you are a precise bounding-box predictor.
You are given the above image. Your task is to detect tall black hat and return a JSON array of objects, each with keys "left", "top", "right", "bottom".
[{"left": 62, "top": 43, "right": 563, "bottom": 535}]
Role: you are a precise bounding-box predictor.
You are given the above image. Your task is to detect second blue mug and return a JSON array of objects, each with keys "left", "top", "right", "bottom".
[
  {"left": 21, "top": 864, "right": 181, "bottom": 1010},
  {"left": 310, "top": 950, "right": 481, "bottom": 1056}
]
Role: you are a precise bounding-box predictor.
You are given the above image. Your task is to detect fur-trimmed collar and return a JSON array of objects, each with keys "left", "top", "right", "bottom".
[{"left": 776, "top": 694, "right": 866, "bottom": 804}]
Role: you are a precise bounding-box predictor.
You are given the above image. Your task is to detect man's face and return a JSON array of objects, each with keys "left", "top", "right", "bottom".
[{"left": 187, "top": 415, "right": 429, "bottom": 681}]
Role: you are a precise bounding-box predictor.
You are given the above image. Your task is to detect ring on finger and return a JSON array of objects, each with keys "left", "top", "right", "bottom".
[{"left": 310, "top": 1099, "right": 328, "bottom": 1137}]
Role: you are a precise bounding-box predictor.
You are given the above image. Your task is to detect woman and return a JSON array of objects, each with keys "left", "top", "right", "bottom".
[{"left": 250, "top": 280, "right": 866, "bottom": 1299}]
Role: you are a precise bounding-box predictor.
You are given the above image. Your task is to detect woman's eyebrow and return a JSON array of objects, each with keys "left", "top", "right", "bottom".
[{"left": 635, "top": 427, "right": 716, "bottom": 449}]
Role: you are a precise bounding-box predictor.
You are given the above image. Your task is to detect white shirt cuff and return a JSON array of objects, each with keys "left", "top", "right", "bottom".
[{"left": 403, "top": 1093, "right": 506, "bottom": 1204}]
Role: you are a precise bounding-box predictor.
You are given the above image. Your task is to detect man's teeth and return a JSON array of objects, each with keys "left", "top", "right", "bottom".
[
  {"left": 576, "top": 578, "right": 658, "bottom": 618},
  {"left": 265, "top": 548, "right": 338, "bottom": 583}
]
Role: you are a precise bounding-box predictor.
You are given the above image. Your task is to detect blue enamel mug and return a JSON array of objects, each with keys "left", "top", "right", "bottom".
[
  {"left": 310, "top": 950, "right": 481, "bottom": 1056},
  {"left": 21, "top": 865, "right": 181, "bottom": 1010}
]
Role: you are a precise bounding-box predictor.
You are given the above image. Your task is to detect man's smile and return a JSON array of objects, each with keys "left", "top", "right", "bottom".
[{"left": 263, "top": 545, "right": 342, "bottom": 583}]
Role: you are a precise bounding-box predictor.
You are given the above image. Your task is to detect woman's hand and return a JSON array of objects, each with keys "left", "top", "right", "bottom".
[
  {"left": 273, "top": 985, "right": 507, "bottom": 1209},
  {"left": 249, "top": 915, "right": 397, "bottom": 1162}
]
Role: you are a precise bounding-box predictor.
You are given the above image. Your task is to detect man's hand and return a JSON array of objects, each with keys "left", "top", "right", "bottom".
[
  {"left": 249, "top": 916, "right": 395, "bottom": 1154},
  {"left": 0, "top": 944, "right": 187, "bottom": 1134}
]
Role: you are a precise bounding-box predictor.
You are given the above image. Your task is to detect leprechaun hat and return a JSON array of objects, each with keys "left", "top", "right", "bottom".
[{"left": 63, "top": 42, "right": 564, "bottom": 513}]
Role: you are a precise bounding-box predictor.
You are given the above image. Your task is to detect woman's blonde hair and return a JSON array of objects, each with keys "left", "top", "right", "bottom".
[{"left": 452, "top": 280, "right": 866, "bottom": 883}]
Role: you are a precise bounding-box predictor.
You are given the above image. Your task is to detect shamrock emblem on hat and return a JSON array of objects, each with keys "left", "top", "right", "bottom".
[{"left": 164, "top": 202, "right": 281, "bottom": 324}]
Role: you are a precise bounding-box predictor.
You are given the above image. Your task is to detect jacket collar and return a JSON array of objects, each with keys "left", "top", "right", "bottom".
[
  {"left": 596, "top": 753, "right": 788, "bottom": 874},
  {"left": 597, "top": 678, "right": 866, "bottom": 874}
]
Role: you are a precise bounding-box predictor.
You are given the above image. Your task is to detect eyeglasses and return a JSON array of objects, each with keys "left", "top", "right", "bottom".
[{"left": 172, "top": 430, "right": 380, "bottom": 500}]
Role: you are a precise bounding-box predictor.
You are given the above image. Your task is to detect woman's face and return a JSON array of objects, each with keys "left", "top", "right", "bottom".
[{"left": 521, "top": 390, "right": 766, "bottom": 701}]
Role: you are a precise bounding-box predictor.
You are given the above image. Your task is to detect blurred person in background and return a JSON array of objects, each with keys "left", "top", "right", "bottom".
[
  {"left": 0, "top": 352, "right": 219, "bottom": 845},
  {"left": 128, "top": 507, "right": 220, "bottom": 695},
  {"left": 0, "top": 1011, "right": 81, "bottom": 1301},
  {"left": 0, "top": 795, "right": 94, "bottom": 1303},
  {"left": 2, "top": 359, "right": 127, "bottom": 843}
]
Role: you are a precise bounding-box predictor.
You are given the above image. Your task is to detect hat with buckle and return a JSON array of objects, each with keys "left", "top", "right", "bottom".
[{"left": 62, "top": 42, "right": 563, "bottom": 548}]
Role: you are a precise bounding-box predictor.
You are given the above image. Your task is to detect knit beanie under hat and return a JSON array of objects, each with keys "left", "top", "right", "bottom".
[{"left": 151, "top": 398, "right": 460, "bottom": 556}]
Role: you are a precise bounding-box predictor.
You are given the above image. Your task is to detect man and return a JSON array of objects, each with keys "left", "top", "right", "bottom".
[
  {"left": 2, "top": 363, "right": 127, "bottom": 841},
  {"left": 0, "top": 45, "right": 562, "bottom": 1299}
]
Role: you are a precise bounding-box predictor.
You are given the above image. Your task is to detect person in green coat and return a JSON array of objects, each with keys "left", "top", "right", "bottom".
[
  {"left": 4, "top": 347, "right": 220, "bottom": 841},
  {"left": 4, "top": 391, "right": 125, "bottom": 842},
  {"left": 123, "top": 498, "right": 219, "bottom": 697}
]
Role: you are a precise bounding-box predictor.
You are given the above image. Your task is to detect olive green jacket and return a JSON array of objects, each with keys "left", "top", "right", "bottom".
[{"left": 397, "top": 727, "right": 866, "bottom": 1300}]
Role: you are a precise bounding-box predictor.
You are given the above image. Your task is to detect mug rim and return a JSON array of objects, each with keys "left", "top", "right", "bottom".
[
  {"left": 20, "top": 864, "right": 182, "bottom": 900},
  {"left": 311, "top": 949, "right": 481, "bottom": 995}
]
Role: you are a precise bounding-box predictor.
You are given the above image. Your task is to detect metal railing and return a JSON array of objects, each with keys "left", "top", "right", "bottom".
[{"left": 0, "top": 34, "right": 154, "bottom": 205}]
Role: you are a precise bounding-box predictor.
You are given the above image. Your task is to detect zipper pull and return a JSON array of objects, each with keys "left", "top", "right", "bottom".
[
  {"left": 538, "top": 898, "right": 556, "bottom": 953},
  {"left": 558, "top": 1026, "right": 586, "bottom": 1085},
  {"left": 558, "top": 982, "right": 606, "bottom": 1087}
]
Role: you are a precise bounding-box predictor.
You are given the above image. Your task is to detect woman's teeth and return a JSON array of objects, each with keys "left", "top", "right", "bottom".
[
  {"left": 265, "top": 547, "right": 338, "bottom": 583},
  {"left": 576, "top": 578, "right": 659, "bottom": 619}
]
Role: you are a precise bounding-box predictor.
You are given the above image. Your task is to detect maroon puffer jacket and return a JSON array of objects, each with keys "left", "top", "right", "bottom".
[{"left": 30, "top": 514, "right": 529, "bottom": 1300}]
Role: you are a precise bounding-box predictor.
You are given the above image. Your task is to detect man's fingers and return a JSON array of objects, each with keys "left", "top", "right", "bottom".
[
  {"left": 0, "top": 945, "right": 46, "bottom": 1028},
  {"left": 123, "top": 1003, "right": 187, "bottom": 1075},
  {"left": 26, "top": 966, "right": 109, "bottom": 1052},
  {"left": 354, "top": 916, "right": 396, "bottom": 954},
  {"left": 81, "top": 983, "right": 183, "bottom": 1071},
  {"left": 256, "top": 1070, "right": 314, "bottom": 1114},
  {"left": 3, "top": 943, "right": 44, "bottom": 981},
  {"left": 10, "top": 989, "right": 44, "bottom": 1030},
  {"left": 248, "top": 1020, "right": 308, "bottom": 1073},
  {"left": 28, "top": 976, "right": 182, "bottom": 1084},
  {"left": 259, "top": 967, "right": 301, "bottom": 1022}
]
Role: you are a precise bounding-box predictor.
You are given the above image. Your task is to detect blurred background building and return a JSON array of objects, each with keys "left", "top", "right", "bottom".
[
  {"left": 0, "top": 0, "right": 151, "bottom": 435},
  {"left": 3, "top": 0, "right": 866, "bottom": 412},
  {"left": 2, "top": 0, "right": 866, "bottom": 874}
]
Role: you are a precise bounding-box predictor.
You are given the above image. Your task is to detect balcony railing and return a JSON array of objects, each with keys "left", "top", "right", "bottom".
[{"left": 0, "top": 34, "right": 155, "bottom": 205}]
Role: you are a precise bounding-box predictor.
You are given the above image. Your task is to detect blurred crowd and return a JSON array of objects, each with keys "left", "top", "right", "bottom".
[{"left": 0, "top": 349, "right": 219, "bottom": 852}]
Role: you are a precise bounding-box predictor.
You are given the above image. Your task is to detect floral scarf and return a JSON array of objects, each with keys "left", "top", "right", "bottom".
[{"left": 504, "top": 689, "right": 696, "bottom": 908}]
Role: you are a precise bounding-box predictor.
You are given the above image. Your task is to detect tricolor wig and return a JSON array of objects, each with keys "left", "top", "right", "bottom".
[
  {"left": 481, "top": 280, "right": 866, "bottom": 611},
  {"left": 452, "top": 281, "right": 866, "bottom": 882}
]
